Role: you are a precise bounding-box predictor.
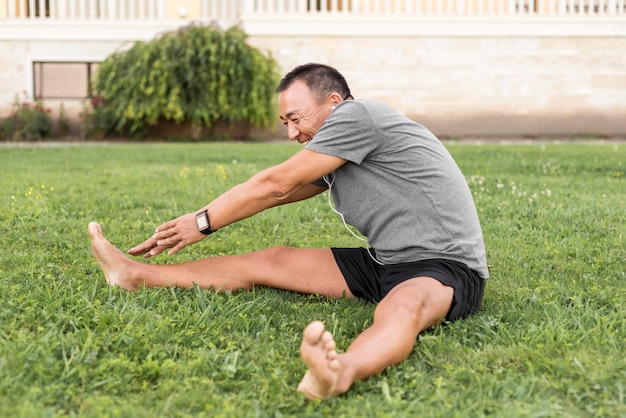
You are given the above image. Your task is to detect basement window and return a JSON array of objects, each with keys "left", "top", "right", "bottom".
[{"left": 33, "top": 61, "right": 100, "bottom": 100}]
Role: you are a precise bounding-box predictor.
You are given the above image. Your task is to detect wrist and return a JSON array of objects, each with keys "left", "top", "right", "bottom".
[{"left": 195, "top": 209, "right": 215, "bottom": 235}]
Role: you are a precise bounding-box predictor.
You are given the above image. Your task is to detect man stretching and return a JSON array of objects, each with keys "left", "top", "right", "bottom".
[{"left": 89, "top": 63, "right": 488, "bottom": 400}]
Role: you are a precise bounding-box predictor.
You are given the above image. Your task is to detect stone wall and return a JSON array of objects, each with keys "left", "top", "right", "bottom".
[
  {"left": 246, "top": 28, "right": 626, "bottom": 138},
  {"left": 1, "top": 18, "right": 625, "bottom": 138}
]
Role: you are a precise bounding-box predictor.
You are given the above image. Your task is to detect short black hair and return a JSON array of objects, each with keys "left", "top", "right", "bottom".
[{"left": 276, "top": 63, "right": 351, "bottom": 103}]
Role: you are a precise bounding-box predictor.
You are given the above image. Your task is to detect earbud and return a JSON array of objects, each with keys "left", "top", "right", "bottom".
[{"left": 331, "top": 106, "right": 336, "bottom": 110}]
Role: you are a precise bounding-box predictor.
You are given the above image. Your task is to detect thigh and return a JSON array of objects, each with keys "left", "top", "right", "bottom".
[
  {"left": 240, "top": 246, "right": 355, "bottom": 299},
  {"left": 331, "top": 247, "right": 386, "bottom": 302}
]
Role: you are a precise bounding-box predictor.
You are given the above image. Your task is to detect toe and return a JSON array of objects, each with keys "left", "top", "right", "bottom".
[
  {"left": 88, "top": 222, "right": 102, "bottom": 236},
  {"left": 303, "top": 321, "right": 325, "bottom": 344}
]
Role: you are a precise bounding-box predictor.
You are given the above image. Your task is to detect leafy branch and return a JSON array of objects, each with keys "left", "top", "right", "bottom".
[{"left": 89, "top": 24, "right": 280, "bottom": 138}]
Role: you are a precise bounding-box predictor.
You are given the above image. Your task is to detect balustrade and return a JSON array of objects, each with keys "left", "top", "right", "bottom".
[{"left": 3, "top": 0, "right": 624, "bottom": 19}]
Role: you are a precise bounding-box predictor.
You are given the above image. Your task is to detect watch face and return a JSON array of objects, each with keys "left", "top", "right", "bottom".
[{"left": 196, "top": 214, "right": 209, "bottom": 230}]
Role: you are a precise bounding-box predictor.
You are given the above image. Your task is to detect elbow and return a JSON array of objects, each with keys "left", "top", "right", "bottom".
[
  {"left": 253, "top": 170, "right": 298, "bottom": 204},
  {"left": 269, "top": 182, "right": 295, "bottom": 203}
]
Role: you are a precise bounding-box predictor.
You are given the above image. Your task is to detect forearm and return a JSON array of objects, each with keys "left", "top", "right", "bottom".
[
  {"left": 201, "top": 170, "right": 324, "bottom": 231},
  {"left": 201, "top": 179, "right": 273, "bottom": 231}
]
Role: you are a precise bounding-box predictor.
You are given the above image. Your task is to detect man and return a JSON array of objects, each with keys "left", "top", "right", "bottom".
[{"left": 89, "top": 63, "right": 488, "bottom": 400}]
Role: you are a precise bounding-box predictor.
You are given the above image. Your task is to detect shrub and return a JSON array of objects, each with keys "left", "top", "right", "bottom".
[
  {"left": 0, "top": 94, "right": 52, "bottom": 141},
  {"left": 80, "top": 95, "right": 115, "bottom": 139},
  {"left": 89, "top": 23, "right": 281, "bottom": 139},
  {"left": 57, "top": 102, "right": 71, "bottom": 135}
]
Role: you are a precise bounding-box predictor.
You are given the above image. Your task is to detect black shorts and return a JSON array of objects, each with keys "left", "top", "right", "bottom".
[{"left": 331, "top": 248, "right": 486, "bottom": 322}]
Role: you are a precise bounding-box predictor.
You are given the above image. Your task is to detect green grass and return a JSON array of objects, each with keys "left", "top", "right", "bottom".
[{"left": 0, "top": 142, "right": 624, "bottom": 417}]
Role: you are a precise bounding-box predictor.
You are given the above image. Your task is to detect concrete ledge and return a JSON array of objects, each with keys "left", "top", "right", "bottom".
[
  {"left": 241, "top": 16, "right": 626, "bottom": 37},
  {"left": 412, "top": 111, "right": 626, "bottom": 138},
  {"left": 0, "top": 19, "right": 217, "bottom": 42},
  {"left": 1, "top": 16, "right": 625, "bottom": 41}
]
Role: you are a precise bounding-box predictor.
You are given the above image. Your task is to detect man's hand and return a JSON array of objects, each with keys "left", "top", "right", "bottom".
[{"left": 128, "top": 212, "right": 206, "bottom": 258}]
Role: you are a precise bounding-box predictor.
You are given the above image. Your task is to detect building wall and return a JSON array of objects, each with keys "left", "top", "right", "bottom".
[
  {"left": 0, "top": 21, "right": 196, "bottom": 136},
  {"left": 246, "top": 34, "right": 626, "bottom": 137},
  {"left": 241, "top": 15, "right": 626, "bottom": 137},
  {"left": 1, "top": 16, "right": 625, "bottom": 138}
]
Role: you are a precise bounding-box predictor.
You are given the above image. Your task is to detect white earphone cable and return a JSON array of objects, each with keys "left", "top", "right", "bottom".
[{"left": 323, "top": 175, "right": 384, "bottom": 266}]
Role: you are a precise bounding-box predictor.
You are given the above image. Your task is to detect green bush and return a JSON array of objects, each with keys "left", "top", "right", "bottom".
[
  {"left": 80, "top": 95, "right": 115, "bottom": 139},
  {"left": 87, "top": 24, "right": 281, "bottom": 139},
  {"left": 57, "top": 102, "right": 71, "bottom": 135},
  {"left": 0, "top": 94, "right": 52, "bottom": 141}
]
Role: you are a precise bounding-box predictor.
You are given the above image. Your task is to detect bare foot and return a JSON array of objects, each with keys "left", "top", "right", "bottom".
[
  {"left": 88, "top": 222, "right": 139, "bottom": 291},
  {"left": 297, "top": 321, "right": 346, "bottom": 400}
]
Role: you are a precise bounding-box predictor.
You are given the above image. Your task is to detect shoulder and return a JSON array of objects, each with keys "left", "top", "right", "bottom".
[
  {"left": 322, "top": 99, "right": 383, "bottom": 129},
  {"left": 335, "top": 99, "right": 406, "bottom": 124},
  {"left": 335, "top": 98, "right": 384, "bottom": 113}
]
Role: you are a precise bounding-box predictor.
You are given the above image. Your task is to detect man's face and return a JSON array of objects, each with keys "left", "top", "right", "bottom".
[{"left": 278, "top": 80, "right": 333, "bottom": 146}]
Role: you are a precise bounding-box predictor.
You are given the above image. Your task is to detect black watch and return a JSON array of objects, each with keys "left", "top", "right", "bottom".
[{"left": 195, "top": 210, "right": 215, "bottom": 235}]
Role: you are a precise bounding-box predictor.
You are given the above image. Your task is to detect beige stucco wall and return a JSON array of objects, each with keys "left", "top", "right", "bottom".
[
  {"left": 1, "top": 19, "right": 625, "bottom": 138},
  {"left": 0, "top": 37, "right": 125, "bottom": 109},
  {"left": 246, "top": 34, "right": 626, "bottom": 137},
  {"left": 0, "top": 21, "right": 194, "bottom": 133}
]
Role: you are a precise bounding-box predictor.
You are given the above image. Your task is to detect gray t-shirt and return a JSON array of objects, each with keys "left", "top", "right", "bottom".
[{"left": 306, "top": 99, "right": 489, "bottom": 278}]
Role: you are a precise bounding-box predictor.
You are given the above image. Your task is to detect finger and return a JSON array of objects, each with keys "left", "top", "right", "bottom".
[
  {"left": 148, "top": 245, "right": 169, "bottom": 257},
  {"left": 154, "top": 228, "right": 177, "bottom": 241},
  {"left": 155, "top": 220, "right": 177, "bottom": 233},
  {"left": 129, "top": 245, "right": 149, "bottom": 256},
  {"left": 168, "top": 240, "right": 188, "bottom": 255},
  {"left": 128, "top": 238, "right": 157, "bottom": 256},
  {"left": 156, "top": 235, "right": 181, "bottom": 248}
]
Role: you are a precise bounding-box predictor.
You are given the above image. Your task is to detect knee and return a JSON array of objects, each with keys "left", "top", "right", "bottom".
[
  {"left": 249, "top": 246, "right": 293, "bottom": 268},
  {"left": 377, "top": 280, "right": 452, "bottom": 330},
  {"left": 259, "top": 246, "right": 291, "bottom": 261},
  {"left": 375, "top": 291, "right": 426, "bottom": 328}
]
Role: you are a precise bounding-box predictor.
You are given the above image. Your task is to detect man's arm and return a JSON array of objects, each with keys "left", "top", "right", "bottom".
[
  {"left": 128, "top": 149, "right": 344, "bottom": 258},
  {"left": 205, "top": 149, "right": 339, "bottom": 230},
  {"left": 265, "top": 182, "right": 327, "bottom": 207}
]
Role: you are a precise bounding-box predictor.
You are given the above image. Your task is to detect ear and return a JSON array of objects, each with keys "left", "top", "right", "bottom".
[{"left": 327, "top": 92, "right": 344, "bottom": 107}]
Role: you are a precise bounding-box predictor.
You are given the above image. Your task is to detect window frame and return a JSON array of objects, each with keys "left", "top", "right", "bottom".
[{"left": 32, "top": 61, "right": 100, "bottom": 100}]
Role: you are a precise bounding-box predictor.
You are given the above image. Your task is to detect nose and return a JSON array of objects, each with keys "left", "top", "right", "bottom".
[{"left": 287, "top": 121, "right": 300, "bottom": 141}]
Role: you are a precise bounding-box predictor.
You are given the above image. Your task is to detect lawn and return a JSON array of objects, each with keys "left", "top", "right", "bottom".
[{"left": 0, "top": 142, "right": 624, "bottom": 417}]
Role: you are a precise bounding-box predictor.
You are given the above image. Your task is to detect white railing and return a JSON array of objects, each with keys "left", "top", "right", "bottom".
[
  {"left": 4, "top": 0, "right": 625, "bottom": 19},
  {"left": 8, "top": 0, "right": 161, "bottom": 19},
  {"left": 5, "top": 0, "right": 242, "bottom": 20},
  {"left": 244, "top": 0, "right": 626, "bottom": 15}
]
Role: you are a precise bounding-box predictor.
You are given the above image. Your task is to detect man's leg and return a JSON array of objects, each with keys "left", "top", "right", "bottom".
[
  {"left": 297, "top": 276, "right": 454, "bottom": 400},
  {"left": 88, "top": 222, "right": 352, "bottom": 298}
]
